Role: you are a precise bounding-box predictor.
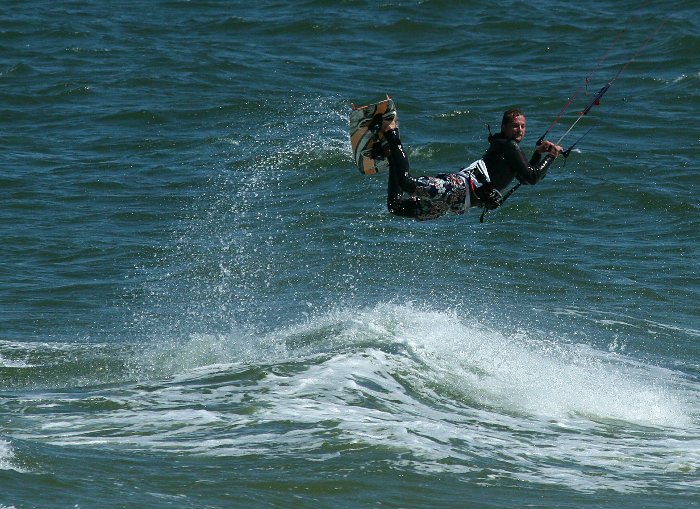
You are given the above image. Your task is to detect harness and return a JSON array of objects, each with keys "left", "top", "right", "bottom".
[
  {"left": 458, "top": 159, "right": 491, "bottom": 194},
  {"left": 458, "top": 158, "right": 500, "bottom": 222}
]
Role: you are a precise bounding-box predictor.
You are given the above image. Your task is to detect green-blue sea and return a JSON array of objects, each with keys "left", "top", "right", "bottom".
[{"left": 1, "top": 1, "right": 698, "bottom": 507}]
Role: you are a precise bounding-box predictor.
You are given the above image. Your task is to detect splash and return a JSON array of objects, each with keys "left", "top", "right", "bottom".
[
  {"left": 0, "top": 353, "right": 32, "bottom": 368},
  {"left": 360, "top": 303, "right": 692, "bottom": 427},
  {"left": 137, "top": 302, "right": 693, "bottom": 428},
  {"left": 0, "top": 440, "right": 20, "bottom": 472},
  {"left": 7, "top": 303, "right": 698, "bottom": 494}
]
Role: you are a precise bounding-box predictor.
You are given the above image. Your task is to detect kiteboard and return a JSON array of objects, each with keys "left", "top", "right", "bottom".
[{"left": 349, "top": 95, "right": 398, "bottom": 175}]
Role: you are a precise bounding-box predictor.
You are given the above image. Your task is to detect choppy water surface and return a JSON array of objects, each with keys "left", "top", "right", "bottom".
[{"left": 1, "top": 1, "right": 698, "bottom": 507}]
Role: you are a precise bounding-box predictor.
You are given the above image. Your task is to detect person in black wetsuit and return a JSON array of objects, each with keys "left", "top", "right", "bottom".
[{"left": 375, "top": 108, "right": 563, "bottom": 220}]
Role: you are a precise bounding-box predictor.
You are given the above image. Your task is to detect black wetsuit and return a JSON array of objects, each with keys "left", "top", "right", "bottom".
[
  {"left": 385, "top": 129, "right": 556, "bottom": 220},
  {"left": 384, "top": 129, "right": 419, "bottom": 218},
  {"left": 481, "top": 132, "right": 554, "bottom": 189}
]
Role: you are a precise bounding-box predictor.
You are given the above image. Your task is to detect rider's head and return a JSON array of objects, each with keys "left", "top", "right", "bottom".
[{"left": 501, "top": 109, "right": 526, "bottom": 143}]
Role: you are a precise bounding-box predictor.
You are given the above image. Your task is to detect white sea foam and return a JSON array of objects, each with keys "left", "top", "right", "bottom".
[
  {"left": 0, "top": 440, "right": 19, "bottom": 472},
  {"left": 10, "top": 303, "right": 699, "bottom": 493},
  {"left": 138, "top": 302, "right": 694, "bottom": 429},
  {"left": 305, "top": 303, "right": 694, "bottom": 427},
  {"left": 0, "top": 353, "right": 31, "bottom": 368}
]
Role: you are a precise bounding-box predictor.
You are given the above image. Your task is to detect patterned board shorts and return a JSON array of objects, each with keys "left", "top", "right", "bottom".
[{"left": 412, "top": 173, "right": 469, "bottom": 221}]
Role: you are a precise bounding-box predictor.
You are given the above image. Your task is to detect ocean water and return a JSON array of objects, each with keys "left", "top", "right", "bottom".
[{"left": 1, "top": 1, "right": 698, "bottom": 507}]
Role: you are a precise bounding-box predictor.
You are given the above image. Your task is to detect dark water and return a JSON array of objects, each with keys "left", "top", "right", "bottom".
[{"left": 1, "top": 1, "right": 699, "bottom": 508}]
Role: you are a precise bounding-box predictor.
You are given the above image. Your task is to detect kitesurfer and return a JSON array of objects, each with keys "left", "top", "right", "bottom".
[{"left": 375, "top": 109, "right": 562, "bottom": 220}]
